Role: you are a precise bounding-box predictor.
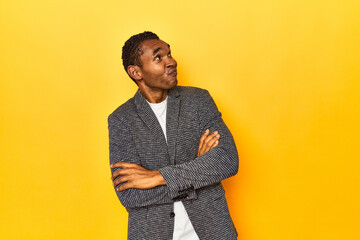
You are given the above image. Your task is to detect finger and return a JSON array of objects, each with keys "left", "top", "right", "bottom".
[
  {"left": 110, "top": 162, "right": 139, "bottom": 169},
  {"left": 111, "top": 168, "right": 136, "bottom": 180},
  {"left": 113, "top": 174, "right": 134, "bottom": 187},
  {"left": 111, "top": 168, "right": 125, "bottom": 180},
  {"left": 110, "top": 162, "right": 144, "bottom": 169},
  {"left": 211, "top": 139, "right": 219, "bottom": 148},
  {"left": 204, "top": 133, "right": 220, "bottom": 152},
  {"left": 207, "top": 140, "right": 219, "bottom": 151},
  {"left": 201, "top": 131, "right": 218, "bottom": 153},
  {"left": 201, "top": 131, "right": 219, "bottom": 153},
  {"left": 198, "top": 129, "right": 209, "bottom": 153},
  {"left": 203, "top": 131, "right": 218, "bottom": 145},
  {"left": 197, "top": 129, "right": 209, "bottom": 157},
  {"left": 116, "top": 182, "right": 133, "bottom": 191},
  {"left": 199, "top": 133, "right": 214, "bottom": 156}
]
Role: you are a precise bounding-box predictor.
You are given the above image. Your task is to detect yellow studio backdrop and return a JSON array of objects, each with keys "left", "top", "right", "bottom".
[{"left": 1, "top": 0, "right": 359, "bottom": 239}]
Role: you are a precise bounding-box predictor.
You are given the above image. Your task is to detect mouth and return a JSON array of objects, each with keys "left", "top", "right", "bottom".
[{"left": 167, "top": 69, "right": 177, "bottom": 76}]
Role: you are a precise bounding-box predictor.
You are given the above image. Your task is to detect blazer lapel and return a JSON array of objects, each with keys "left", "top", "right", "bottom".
[
  {"left": 134, "top": 90, "right": 169, "bottom": 158},
  {"left": 166, "top": 87, "right": 181, "bottom": 165}
]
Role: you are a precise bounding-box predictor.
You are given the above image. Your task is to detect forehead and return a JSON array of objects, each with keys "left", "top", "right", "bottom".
[{"left": 140, "top": 39, "right": 170, "bottom": 55}]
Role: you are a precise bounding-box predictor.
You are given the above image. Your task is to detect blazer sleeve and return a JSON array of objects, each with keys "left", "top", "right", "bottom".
[
  {"left": 108, "top": 114, "right": 174, "bottom": 208},
  {"left": 159, "top": 89, "right": 239, "bottom": 200}
]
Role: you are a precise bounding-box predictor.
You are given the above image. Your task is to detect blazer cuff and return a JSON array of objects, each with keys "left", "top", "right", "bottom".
[{"left": 159, "top": 166, "right": 198, "bottom": 201}]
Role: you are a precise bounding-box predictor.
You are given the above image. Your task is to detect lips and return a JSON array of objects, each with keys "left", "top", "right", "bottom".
[{"left": 167, "top": 69, "right": 177, "bottom": 76}]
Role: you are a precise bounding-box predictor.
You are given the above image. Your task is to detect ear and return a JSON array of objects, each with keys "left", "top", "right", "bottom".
[{"left": 127, "top": 65, "right": 142, "bottom": 81}]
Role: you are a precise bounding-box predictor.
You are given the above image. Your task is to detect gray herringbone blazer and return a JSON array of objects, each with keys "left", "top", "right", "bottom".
[{"left": 108, "top": 86, "right": 238, "bottom": 239}]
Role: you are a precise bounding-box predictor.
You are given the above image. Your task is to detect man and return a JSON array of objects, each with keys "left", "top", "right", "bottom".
[{"left": 108, "top": 31, "right": 238, "bottom": 239}]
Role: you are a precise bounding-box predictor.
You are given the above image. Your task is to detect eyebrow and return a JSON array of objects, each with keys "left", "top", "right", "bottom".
[{"left": 152, "top": 44, "right": 171, "bottom": 56}]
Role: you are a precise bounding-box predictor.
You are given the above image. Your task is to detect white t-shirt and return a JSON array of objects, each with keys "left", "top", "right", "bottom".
[{"left": 147, "top": 97, "right": 199, "bottom": 240}]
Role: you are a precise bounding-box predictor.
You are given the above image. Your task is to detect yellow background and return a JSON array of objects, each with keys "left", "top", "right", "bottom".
[{"left": 1, "top": 0, "right": 360, "bottom": 239}]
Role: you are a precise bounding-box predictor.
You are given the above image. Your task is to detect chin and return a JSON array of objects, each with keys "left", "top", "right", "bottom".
[{"left": 169, "top": 78, "right": 178, "bottom": 88}]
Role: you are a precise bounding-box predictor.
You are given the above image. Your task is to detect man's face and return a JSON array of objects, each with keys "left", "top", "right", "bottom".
[{"left": 137, "top": 39, "right": 178, "bottom": 90}]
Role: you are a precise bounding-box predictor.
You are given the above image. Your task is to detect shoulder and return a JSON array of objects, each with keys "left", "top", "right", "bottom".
[
  {"left": 176, "top": 86, "right": 219, "bottom": 114},
  {"left": 176, "top": 86, "right": 210, "bottom": 100},
  {"left": 108, "top": 97, "right": 136, "bottom": 124}
]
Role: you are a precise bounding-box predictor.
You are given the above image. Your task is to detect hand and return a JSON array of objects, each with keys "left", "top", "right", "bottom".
[
  {"left": 197, "top": 129, "right": 220, "bottom": 157},
  {"left": 110, "top": 162, "right": 166, "bottom": 191}
]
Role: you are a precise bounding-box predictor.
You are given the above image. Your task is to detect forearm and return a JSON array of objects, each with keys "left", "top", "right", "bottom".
[
  {"left": 160, "top": 143, "right": 238, "bottom": 199},
  {"left": 110, "top": 161, "right": 174, "bottom": 208},
  {"left": 109, "top": 115, "right": 173, "bottom": 208},
  {"left": 113, "top": 185, "right": 173, "bottom": 208},
  {"left": 160, "top": 89, "right": 239, "bottom": 200}
]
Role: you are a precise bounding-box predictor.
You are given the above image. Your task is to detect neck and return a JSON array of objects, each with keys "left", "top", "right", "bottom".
[{"left": 139, "top": 87, "right": 168, "bottom": 103}]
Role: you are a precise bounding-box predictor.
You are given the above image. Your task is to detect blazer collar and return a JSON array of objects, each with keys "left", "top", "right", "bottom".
[
  {"left": 134, "top": 87, "right": 181, "bottom": 165},
  {"left": 133, "top": 86, "right": 180, "bottom": 108},
  {"left": 166, "top": 87, "right": 181, "bottom": 165}
]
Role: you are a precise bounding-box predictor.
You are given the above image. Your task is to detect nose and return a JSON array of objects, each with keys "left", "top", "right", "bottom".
[{"left": 166, "top": 56, "right": 177, "bottom": 68}]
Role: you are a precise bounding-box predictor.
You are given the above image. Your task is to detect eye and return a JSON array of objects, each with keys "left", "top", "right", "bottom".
[
  {"left": 154, "top": 55, "right": 161, "bottom": 61},
  {"left": 168, "top": 53, "right": 172, "bottom": 58}
]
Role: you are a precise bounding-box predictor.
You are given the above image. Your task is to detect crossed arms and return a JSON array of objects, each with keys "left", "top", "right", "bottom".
[
  {"left": 108, "top": 89, "right": 238, "bottom": 208},
  {"left": 111, "top": 129, "right": 220, "bottom": 191}
]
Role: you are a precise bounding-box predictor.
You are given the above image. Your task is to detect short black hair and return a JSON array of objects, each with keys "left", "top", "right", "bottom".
[{"left": 122, "top": 31, "right": 159, "bottom": 84}]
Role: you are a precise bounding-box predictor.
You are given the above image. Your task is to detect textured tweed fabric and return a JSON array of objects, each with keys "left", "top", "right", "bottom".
[{"left": 108, "top": 86, "right": 238, "bottom": 240}]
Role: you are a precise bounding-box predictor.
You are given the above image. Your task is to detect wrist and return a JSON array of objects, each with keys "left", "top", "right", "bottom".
[{"left": 153, "top": 170, "right": 166, "bottom": 186}]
